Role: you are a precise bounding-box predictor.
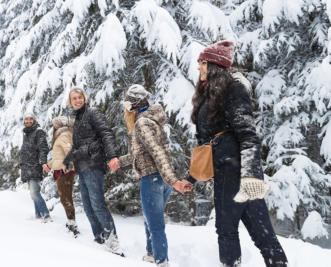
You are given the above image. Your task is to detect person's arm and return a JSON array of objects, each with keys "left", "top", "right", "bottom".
[
  {"left": 90, "top": 108, "right": 118, "bottom": 160},
  {"left": 59, "top": 133, "right": 73, "bottom": 156},
  {"left": 119, "top": 154, "right": 133, "bottom": 168},
  {"left": 63, "top": 148, "right": 73, "bottom": 167},
  {"left": 187, "top": 174, "right": 197, "bottom": 185},
  {"left": 135, "top": 118, "right": 178, "bottom": 186},
  {"left": 36, "top": 129, "right": 49, "bottom": 165},
  {"left": 225, "top": 82, "right": 264, "bottom": 179},
  {"left": 225, "top": 82, "right": 269, "bottom": 202}
]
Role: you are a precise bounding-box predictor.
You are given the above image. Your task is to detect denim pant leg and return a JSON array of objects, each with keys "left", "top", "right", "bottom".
[
  {"left": 79, "top": 172, "right": 103, "bottom": 238},
  {"left": 144, "top": 180, "right": 172, "bottom": 257},
  {"left": 81, "top": 169, "right": 117, "bottom": 240},
  {"left": 28, "top": 180, "right": 50, "bottom": 219},
  {"left": 140, "top": 173, "right": 172, "bottom": 264},
  {"left": 144, "top": 220, "right": 153, "bottom": 256},
  {"left": 242, "top": 200, "right": 288, "bottom": 267}
]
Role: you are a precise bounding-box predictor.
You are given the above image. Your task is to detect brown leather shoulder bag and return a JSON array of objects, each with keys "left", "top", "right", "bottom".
[{"left": 189, "top": 129, "right": 231, "bottom": 181}]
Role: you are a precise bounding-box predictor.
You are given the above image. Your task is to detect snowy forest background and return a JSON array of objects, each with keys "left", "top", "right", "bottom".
[{"left": 0, "top": 0, "right": 330, "bottom": 248}]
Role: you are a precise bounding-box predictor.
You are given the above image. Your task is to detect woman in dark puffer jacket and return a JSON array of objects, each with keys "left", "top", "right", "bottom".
[
  {"left": 187, "top": 41, "right": 288, "bottom": 267},
  {"left": 63, "top": 88, "right": 123, "bottom": 256}
]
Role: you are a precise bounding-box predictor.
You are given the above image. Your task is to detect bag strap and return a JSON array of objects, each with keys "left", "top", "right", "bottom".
[{"left": 210, "top": 129, "right": 232, "bottom": 144}]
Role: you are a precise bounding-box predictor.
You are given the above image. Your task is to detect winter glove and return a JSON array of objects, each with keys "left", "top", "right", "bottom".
[{"left": 233, "top": 178, "right": 270, "bottom": 203}]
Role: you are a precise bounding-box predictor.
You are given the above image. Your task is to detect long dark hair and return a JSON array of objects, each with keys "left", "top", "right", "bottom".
[{"left": 191, "top": 62, "right": 234, "bottom": 124}]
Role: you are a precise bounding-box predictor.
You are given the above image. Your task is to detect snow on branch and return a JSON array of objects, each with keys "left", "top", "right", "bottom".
[
  {"left": 89, "top": 13, "right": 127, "bottom": 76},
  {"left": 266, "top": 155, "right": 327, "bottom": 221},
  {"left": 262, "top": 0, "right": 304, "bottom": 33},
  {"left": 301, "top": 211, "right": 328, "bottom": 239},
  {"left": 180, "top": 40, "right": 205, "bottom": 83},
  {"left": 132, "top": 0, "right": 182, "bottom": 63},
  {"left": 188, "top": 0, "right": 236, "bottom": 42},
  {"left": 255, "top": 69, "right": 285, "bottom": 110},
  {"left": 61, "top": 0, "right": 92, "bottom": 22}
]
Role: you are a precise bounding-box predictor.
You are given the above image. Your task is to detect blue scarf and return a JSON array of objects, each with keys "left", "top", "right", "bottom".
[{"left": 138, "top": 106, "right": 149, "bottom": 114}]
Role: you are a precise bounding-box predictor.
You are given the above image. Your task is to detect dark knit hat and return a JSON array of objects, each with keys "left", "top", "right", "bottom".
[
  {"left": 124, "top": 84, "right": 151, "bottom": 111},
  {"left": 198, "top": 41, "right": 235, "bottom": 68}
]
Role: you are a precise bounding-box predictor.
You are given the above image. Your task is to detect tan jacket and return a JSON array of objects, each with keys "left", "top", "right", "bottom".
[
  {"left": 119, "top": 105, "right": 178, "bottom": 186},
  {"left": 48, "top": 127, "right": 73, "bottom": 170}
]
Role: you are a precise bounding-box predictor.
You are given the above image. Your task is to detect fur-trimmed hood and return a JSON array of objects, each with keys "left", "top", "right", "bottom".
[
  {"left": 54, "top": 126, "right": 72, "bottom": 141},
  {"left": 135, "top": 105, "right": 166, "bottom": 126}
]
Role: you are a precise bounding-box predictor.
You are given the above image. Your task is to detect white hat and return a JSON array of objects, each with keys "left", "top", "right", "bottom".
[
  {"left": 23, "top": 112, "right": 36, "bottom": 120},
  {"left": 124, "top": 84, "right": 151, "bottom": 111},
  {"left": 125, "top": 84, "right": 151, "bottom": 100}
]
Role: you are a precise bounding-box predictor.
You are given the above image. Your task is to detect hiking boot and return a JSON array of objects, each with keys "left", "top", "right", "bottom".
[
  {"left": 65, "top": 220, "right": 80, "bottom": 237},
  {"left": 41, "top": 216, "right": 53, "bottom": 223},
  {"left": 142, "top": 254, "right": 154, "bottom": 263},
  {"left": 104, "top": 234, "right": 125, "bottom": 257},
  {"left": 156, "top": 261, "right": 169, "bottom": 267},
  {"left": 94, "top": 236, "right": 105, "bottom": 244}
]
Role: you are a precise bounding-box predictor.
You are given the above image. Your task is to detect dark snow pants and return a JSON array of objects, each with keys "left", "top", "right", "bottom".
[
  {"left": 214, "top": 158, "right": 288, "bottom": 267},
  {"left": 57, "top": 172, "right": 75, "bottom": 221}
]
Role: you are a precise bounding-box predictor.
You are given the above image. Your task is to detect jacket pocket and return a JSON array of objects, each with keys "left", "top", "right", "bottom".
[
  {"left": 72, "top": 145, "right": 90, "bottom": 160},
  {"left": 88, "top": 140, "right": 103, "bottom": 160}
]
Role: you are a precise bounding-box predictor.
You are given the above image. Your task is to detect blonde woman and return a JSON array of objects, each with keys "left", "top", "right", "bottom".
[
  {"left": 62, "top": 88, "right": 123, "bottom": 256},
  {"left": 47, "top": 116, "right": 79, "bottom": 236},
  {"left": 114, "top": 84, "right": 192, "bottom": 267}
]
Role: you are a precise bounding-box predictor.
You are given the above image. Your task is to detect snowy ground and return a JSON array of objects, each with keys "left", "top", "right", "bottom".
[{"left": 0, "top": 190, "right": 330, "bottom": 267}]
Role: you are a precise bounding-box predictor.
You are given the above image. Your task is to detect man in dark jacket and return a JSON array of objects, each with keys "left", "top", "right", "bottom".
[
  {"left": 20, "top": 112, "right": 51, "bottom": 221},
  {"left": 63, "top": 88, "right": 123, "bottom": 256}
]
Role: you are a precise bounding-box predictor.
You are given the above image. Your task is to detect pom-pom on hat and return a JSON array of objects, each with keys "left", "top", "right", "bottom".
[
  {"left": 198, "top": 41, "right": 235, "bottom": 68},
  {"left": 124, "top": 84, "right": 151, "bottom": 111}
]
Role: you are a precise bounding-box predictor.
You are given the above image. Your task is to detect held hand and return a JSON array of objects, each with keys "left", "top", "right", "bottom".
[
  {"left": 182, "top": 179, "right": 193, "bottom": 192},
  {"left": 172, "top": 180, "right": 185, "bottom": 195},
  {"left": 108, "top": 157, "right": 120, "bottom": 171},
  {"left": 42, "top": 164, "right": 51, "bottom": 173},
  {"left": 62, "top": 164, "right": 67, "bottom": 174}
]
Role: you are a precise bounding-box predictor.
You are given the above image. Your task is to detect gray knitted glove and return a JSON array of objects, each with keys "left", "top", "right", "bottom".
[{"left": 233, "top": 178, "right": 270, "bottom": 203}]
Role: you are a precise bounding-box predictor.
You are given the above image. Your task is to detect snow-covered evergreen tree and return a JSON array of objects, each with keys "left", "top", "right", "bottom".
[
  {"left": 0, "top": 0, "right": 330, "bottom": 237},
  {"left": 230, "top": 0, "right": 331, "bottom": 238},
  {"left": 0, "top": 0, "right": 218, "bottom": 224}
]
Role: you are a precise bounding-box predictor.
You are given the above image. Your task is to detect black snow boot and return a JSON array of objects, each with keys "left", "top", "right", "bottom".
[{"left": 66, "top": 221, "right": 80, "bottom": 238}]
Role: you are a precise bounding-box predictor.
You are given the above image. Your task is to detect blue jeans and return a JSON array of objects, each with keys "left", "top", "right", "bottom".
[
  {"left": 28, "top": 180, "right": 50, "bottom": 219},
  {"left": 79, "top": 169, "right": 117, "bottom": 240},
  {"left": 140, "top": 173, "right": 172, "bottom": 264}
]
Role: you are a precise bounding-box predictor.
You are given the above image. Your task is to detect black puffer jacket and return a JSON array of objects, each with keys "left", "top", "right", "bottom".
[
  {"left": 193, "top": 81, "right": 264, "bottom": 181},
  {"left": 20, "top": 122, "right": 49, "bottom": 182},
  {"left": 63, "top": 104, "right": 118, "bottom": 174}
]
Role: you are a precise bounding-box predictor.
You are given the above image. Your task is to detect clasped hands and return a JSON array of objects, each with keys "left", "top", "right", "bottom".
[
  {"left": 172, "top": 180, "right": 193, "bottom": 195},
  {"left": 108, "top": 158, "right": 193, "bottom": 195}
]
